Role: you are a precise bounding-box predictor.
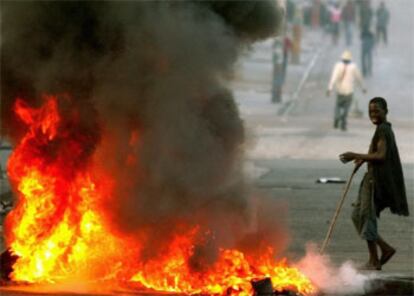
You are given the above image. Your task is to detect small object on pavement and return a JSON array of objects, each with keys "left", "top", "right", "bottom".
[{"left": 316, "top": 177, "right": 346, "bottom": 184}]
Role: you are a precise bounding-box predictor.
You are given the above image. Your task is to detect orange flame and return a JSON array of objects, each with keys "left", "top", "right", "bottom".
[{"left": 4, "top": 96, "right": 315, "bottom": 295}]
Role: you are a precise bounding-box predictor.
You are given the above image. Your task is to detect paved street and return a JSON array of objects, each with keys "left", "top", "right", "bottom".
[{"left": 252, "top": 159, "right": 413, "bottom": 275}]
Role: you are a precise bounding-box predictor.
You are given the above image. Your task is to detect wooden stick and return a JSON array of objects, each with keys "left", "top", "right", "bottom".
[{"left": 320, "top": 167, "right": 358, "bottom": 254}]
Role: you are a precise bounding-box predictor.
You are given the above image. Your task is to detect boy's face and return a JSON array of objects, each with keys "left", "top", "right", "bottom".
[{"left": 369, "top": 102, "right": 386, "bottom": 125}]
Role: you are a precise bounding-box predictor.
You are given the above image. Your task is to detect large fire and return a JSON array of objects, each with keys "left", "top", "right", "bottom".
[{"left": 3, "top": 96, "right": 316, "bottom": 295}]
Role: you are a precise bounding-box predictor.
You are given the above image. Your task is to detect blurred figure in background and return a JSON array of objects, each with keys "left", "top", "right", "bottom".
[
  {"left": 283, "top": 33, "right": 292, "bottom": 79},
  {"left": 376, "top": 1, "right": 390, "bottom": 45},
  {"left": 291, "top": 6, "right": 303, "bottom": 64},
  {"left": 327, "top": 50, "right": 366, "bottom": 131},
  {"left": 359, "top": 0, "right": 373, "bottom": 32},
  {"left": 319, "top": 1, "right": 331, "bottom": 33},
  {"left": 286, "top": 0, "right": 296, "bottom": 24},
  {"left": 310, "top": 0, "right": 321, "bottom": 28},
  {"left": 329, "top": 2, "right": 342, "bottom": 45},
  {"left": 342, "top": 0, "right": 356, "bottom": 46},
  {"left": 361, "top": 28, "right": 375, "bottom": 77}
]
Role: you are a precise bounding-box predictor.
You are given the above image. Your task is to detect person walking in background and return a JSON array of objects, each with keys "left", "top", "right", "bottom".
[
  {"left": 282, "top": 34, "right": 292, "bottom": 80},
  {"left": 327, "top": 50, "right": 366, "bottom": 131},
  {"left": 291, "top": 6, "right": 302, "bottom": 64},
  {"left": 376, "top": 1, "right": 390, "bottom": 45},
  {"left": 340, "top": 97, "right": 409, "bottom": 270},
  {"left": 359, "top": 0, "right": 373, "bottom": 32},
  {"left": 361, "top": 28, "right": 375, "bottom": 77},
  {"left": 286, "top": 0, "right": 296, "bottom": 24},
  {"left": 329, "top": 2, "right": 342, "bottom": 45},
  {"left": 342, "top": 0, "right": 355, "bottom": 46},
  {"left": 319, "top": 1, "right": 331, "bottom": 34}
]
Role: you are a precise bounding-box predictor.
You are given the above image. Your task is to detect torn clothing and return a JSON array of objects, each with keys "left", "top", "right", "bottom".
[
  {"left": 369, "top": 122, "right": 409, "bottom": 217},
  {"left": 352, "top": 172, "right": 378, "bottom": 241}
]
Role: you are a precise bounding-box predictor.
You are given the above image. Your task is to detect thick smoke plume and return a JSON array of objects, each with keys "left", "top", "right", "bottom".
[{"left": 1, "top": 1, "right": 283, "bottom": 262}]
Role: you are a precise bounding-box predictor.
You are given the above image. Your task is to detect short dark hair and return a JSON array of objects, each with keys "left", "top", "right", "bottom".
[{"left": 370, "top": 97, "right": 388, "bottom": 114}]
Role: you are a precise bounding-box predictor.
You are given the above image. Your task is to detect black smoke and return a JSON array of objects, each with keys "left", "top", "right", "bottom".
[{"left": 1, "top": 1, "right": 284, "bottom": 263}]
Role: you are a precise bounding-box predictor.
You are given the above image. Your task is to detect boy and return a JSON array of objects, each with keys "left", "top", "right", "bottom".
[{"left": 340, "top": 97, "right": 409, "bottom": 270}]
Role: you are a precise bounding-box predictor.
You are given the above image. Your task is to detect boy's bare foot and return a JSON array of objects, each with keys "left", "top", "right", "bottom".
[{"left": 380, "top": 248, "right": 396, "bottom": 266}]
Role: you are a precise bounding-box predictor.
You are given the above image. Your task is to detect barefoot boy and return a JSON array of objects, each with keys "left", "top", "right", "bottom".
[{"left": 340, "top": 97, "right": 409, "bottom": 270}]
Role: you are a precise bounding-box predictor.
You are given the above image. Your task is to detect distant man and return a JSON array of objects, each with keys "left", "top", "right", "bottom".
[
  {"left": 327, "top": 50, "right": 366, "bottom": 131},
  {"left": 376, "top": 1, "right": 390, "bottom": 45},
  {"left": 329, "top": 3, "right": 341, "bottom": 45},
  {"left": 361, "top": 28, "right": 375, "bottom": 77},
  {"left": 342, "top": 0, "right": 356, "bottom": 46},
  {"left": 359, "top": 0, "right": 373, "bottom": 32}
]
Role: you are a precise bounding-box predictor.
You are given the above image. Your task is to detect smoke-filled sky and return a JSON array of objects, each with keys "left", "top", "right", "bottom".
[{"left": 1, "top": 1, "right": 283, "bottom": 261}]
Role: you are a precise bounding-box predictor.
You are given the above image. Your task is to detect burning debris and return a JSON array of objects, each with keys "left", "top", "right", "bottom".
[
  {"left": 0, "top": 1, "right": 315, "bottom": 295},
  {"left": 0, "top": 249, "right": 18, "bottom": 282},
  {"left": 251, "top": 278, "right": 304, "bottom": 296}
]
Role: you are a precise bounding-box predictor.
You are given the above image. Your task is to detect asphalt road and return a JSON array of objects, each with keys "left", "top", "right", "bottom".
[{"left": 252, "top": 159, "right": 414, "bottom": 275}]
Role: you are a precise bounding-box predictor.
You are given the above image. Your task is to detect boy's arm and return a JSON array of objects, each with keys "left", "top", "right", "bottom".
[
  {"left": 352, "top": 143, "right": 372, "bottom": 171},
  {"left": 340, "top": 137, "right": 387, "bottom": 163}
]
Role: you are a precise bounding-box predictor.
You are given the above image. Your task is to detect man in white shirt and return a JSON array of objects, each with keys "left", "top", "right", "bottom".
[{"left": 327, "top": 50, "right": 366, "bottom": 131}]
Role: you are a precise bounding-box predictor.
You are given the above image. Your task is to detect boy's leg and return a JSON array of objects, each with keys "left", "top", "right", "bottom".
[
  {"left": 376, "top": 235, "right": 396, "bottom": 266},
  {"left": 351, "top": 198, "right": 362, "bottom": 234},
  {"left": 366, "top": 240, "right": 381, "bottom": 269},
  {"left": 351, "top": 173, "right": 368, "bottom": 235},
  {"left": 353, "top": 173, "right": 381, "bottom": 269},
  {"left": 364, "top": 174, "right": 380, "bottom": 269}
]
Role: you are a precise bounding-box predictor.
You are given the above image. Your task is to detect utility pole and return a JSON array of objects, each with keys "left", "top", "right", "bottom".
[
  {"left": 271, "top": 0, "right": 287, "bottom": 103},
  {"left": 271, "top": 37, "right": 284, "bottom": 103}
]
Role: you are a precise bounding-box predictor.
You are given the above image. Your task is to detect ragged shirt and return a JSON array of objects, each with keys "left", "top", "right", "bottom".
[{"left": 369, "top": 122, "right": 409, "bottom": 217}]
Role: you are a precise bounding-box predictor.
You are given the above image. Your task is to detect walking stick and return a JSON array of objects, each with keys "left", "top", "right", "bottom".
[{"left": 320, "top": 165, "right": 359, "bottom": 254}]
